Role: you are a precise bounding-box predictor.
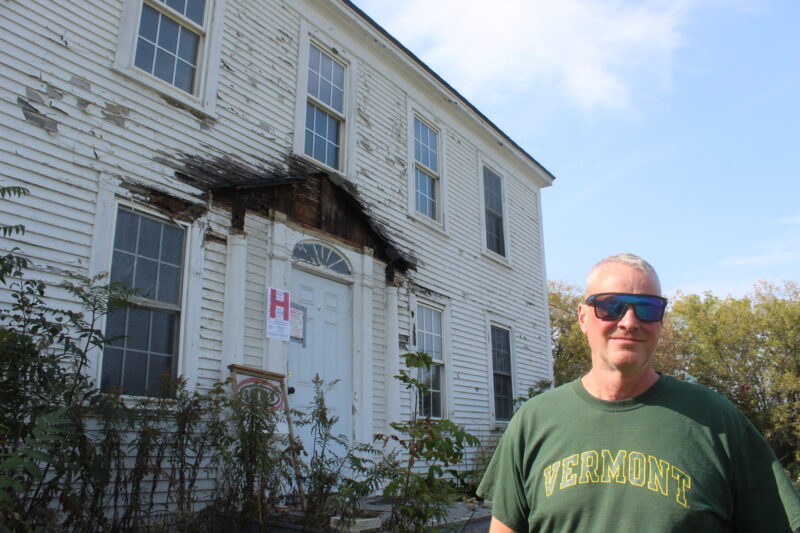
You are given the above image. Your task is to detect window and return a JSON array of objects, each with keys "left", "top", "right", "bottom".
[
  {"left": 416, "top": 304, "right": 444, "bottom": 418},
  {"left": 114, "top": 0, "right": 224, "bottom": 114},
  {"left": 101, "top": 209, "right": 185, "bottom": 396},
  {"left": 134, "top": 0, "right": 205, "bottom": 93},
  {"left": 292, "top": 242, "right": 350, "bottom": 275},
  {"left": 491, "top": 325, "right": 513, "bottom": 421},
  {"left": 484, "top": 166, "right": 506, "bottom": 256},
  {"left": 304, "top": 43, "right": 346, "bottom": 170},
  {"left": 413, "top": 117, "right": 440, "bottom": 220}
]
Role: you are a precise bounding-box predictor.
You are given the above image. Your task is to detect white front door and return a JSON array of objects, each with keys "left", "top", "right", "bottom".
[{"left": 288, "top": 268, "right": 352, "bottom": 454}]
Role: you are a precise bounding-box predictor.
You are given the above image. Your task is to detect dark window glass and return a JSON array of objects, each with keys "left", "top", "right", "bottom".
[
  {"left": 158, "top": 16, "right": 179, "bottom": 50},
  {"left": 174, "top": 61, "right": 195, "bottom": 93},
  {"left": 484, "top": 167, "right": 506, "bottom": 256},
  {"left": 154, "top": 48, "right": 177, "bottom": 83},
  {"left": 101, "top": 209, "right": 184, "bottom": 397},
  {"left": 135, "top": 1, "right": 202, "bottom": 94},
  {"left": 114, "top": 209, "right": 138, "bottom": 252},
  {"left": 166, "top": 0, "right": 186, "bottom": 14},
  {"left": 157, "top": 264, "right": 181, "bottom": 303},
  {"left": 417, "top": 304, "right": 443, "bottom": 418},
  {"left": 491, "top": 326, "right": 513, "bottom": 420},
  {"left": 178, "top": 29, "right": 199, "bottom": 63},
  {"left": 110, "top": 250, "right": 135, "bottom": 288},
  {"left": 135, "top": 39, "right": 156, "bottom": 72},
  {"left": 306, "top": 44, "right": 344, "bottom": 168},
  {"left": 185, "top": 0, "right": 205, "bottom": 25},
  {"left": 305, "top": 102, "right": 341, "bottom": 169},
  {"left": 139, "top": 4, "right": 159, "bottom": 42},
  {"left": 292, "top": 243, "right": 350, "bottom": 275},
  {"left": 415, "top": 168, "right": 436, "bottom": 219}
]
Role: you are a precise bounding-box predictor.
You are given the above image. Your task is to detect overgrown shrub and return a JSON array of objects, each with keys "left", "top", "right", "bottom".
[
  {"left": 299, "top": 375, "right": 394, "bottom": 530},
  {"left": 211, "top": 379, "right": 292, "bottom": 527},
  {"left": 380, "top": 351, "right": 480, "bottom": 532}
]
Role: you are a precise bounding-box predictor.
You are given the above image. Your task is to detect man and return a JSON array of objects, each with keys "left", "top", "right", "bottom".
[{"left": 478, "top": 254, "right": 800, "bottom": 532}]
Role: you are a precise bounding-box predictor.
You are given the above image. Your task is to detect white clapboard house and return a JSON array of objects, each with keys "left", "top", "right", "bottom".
[{"left": 0, "top": 0, "right": 554, "bottom": 452}]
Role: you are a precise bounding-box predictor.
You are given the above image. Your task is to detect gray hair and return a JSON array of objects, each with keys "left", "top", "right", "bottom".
[{"left": 587, "top": 253, "right": 661, "bottom": 292}]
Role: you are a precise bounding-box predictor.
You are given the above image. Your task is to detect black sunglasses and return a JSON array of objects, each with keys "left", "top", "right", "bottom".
[{"left": 584, "top": 293, "right": 667, "bottom": 323}]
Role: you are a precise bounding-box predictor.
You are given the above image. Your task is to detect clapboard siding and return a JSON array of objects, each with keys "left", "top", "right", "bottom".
[
  {"left": 1, "top": 0, "right": 554, "bottom": 472},
  {"left": 371, "top": 259, "right": 388, "bottom": 432}
]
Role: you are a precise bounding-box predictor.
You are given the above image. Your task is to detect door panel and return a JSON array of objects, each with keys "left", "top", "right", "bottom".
[{"left": 288, "top": 269, "right": 352, "bottom": 454}]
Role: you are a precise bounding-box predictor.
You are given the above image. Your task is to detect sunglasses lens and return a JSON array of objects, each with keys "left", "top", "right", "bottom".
[
  {"left": 594, "top": 297, "right": 627, "bottom": 320},
  {"left": 634, "top": 299, "right": 664, "bottom": 322},
  {"left": 590, "top": 294, "right": 665, "bottom": 322}
]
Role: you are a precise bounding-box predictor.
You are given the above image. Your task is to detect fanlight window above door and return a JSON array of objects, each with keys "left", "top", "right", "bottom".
[{"left": 292, "top": 243, "right": 350, "bottom": 275}]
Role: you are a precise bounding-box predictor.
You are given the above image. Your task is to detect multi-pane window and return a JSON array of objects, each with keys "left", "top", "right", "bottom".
[
  {"left": 134, "top": 0, "right": 207, "bottom": 94},
  {"left": 305, "top": 43, "right": 345, "bottom": 170},
  {"left": 416, "top": 304, "right": 443, "bottom": 418},
  {"left": 491, "top": 325, "right": 513, "bottom": 421},
  {"left": 413, "top": 117, "right": 439, "bottom": 220},
  {"left": 484, "top": 166, "right": 506, "bottom": 256},
  {"left": 102, "top": 209, "right": 185, "bottom": 396}
]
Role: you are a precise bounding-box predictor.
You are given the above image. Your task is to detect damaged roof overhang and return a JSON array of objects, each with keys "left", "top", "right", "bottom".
[{"left": 155, "top": 150, "right": 416, "bottom": 275}]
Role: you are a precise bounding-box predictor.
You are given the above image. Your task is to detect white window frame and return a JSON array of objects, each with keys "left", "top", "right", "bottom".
[
  {"left": 487, "top": 321, "right": 515, "bottom": 423},
  {"left": 412, "top": 300, "right": 448, "bottom": 419},
  {"left": 114, "top": 0, "right": 227, "bottom": 116},
  {"left": 89, "top": 192, "right": 203, "bottom": 396},
  {"left": 293, "top": 22, "right": 357, "bottom": 178},
  {"left": 407, "top": 105, "right": 448, "bottom": 232},
  {"left": 479, "top": 157, "right": 511, "bottom": 263}
]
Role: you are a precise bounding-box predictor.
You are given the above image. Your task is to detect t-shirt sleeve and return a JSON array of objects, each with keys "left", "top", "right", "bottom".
[
  {"left": 477, "top": 413, "right": 531, "bottom": 533},
  {"left": 730, "top": 422, "right": 800, "bottom": 532}
]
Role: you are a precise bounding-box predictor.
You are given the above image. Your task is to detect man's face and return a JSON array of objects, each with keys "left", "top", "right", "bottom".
[{"left": 578, "top": 263, "right": 663, "bottom": 374}]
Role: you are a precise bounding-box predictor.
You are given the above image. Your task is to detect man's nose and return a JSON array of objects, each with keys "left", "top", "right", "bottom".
[{"left": 617, "top": 305, "right": 640, "bottom": 328}]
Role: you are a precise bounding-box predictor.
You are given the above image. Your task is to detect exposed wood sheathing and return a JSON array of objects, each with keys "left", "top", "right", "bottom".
[{"left": 155, "top": 151, "right": 415, "bottom": 278}]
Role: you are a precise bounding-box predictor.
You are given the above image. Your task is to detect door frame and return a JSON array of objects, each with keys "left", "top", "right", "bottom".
[{"left": 267, "top": 230, "right": 375, "bottom": 445}]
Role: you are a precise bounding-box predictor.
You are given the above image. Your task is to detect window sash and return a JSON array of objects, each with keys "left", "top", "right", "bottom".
[
  {"left": 484, "top": 167, "right": 505, "bottom": 255},
  {"left": 304, "top": 43, "right": 345, "bottom": 169},
  {"left": 417, "top": 304, "right": 443, "bottom": 418},
  {"left": 307, "top": 43, "right": 345, "bottom": 115},
  {"left": 102, "top": 209, "right": 185, "bottom": 397},
  {"left": 304, "top": 102, "right": 341, "bottom": 169},
  {"left": 414, "top": 118, "right": 438, "bottom": 174},
  {"left": 134, "top": 0, "right": 208, "bottom": 94},
  {"left": 491, "top": 326, "right": 513, "bottom": 420},
  {"left": 418, "top": 363, "right": 443, "bottom": 419},
  {"left": 413, "top": 117, "right": 440, "bottom": 219},
  {"left": 414, "top": 167, "right": 437, "bottom": 219}
]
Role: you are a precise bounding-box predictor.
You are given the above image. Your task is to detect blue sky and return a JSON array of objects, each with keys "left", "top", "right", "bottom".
[{"left": 352, "top": 0, "right": 800, "bottom": 298}]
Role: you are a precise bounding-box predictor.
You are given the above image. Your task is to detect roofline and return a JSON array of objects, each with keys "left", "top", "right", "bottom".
[{"left": 340, "top": 0, "right": 556, "bottom": 183}]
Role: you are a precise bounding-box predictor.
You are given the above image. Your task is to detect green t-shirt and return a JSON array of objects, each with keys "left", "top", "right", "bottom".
[{"left": 477, "top": 375, "right": 800, "bottom": 533}]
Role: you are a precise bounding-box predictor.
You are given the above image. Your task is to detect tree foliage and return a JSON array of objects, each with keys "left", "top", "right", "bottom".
[
  {"left": 547, "top": 281, "right": 590, "bottom": 386},
  {"left": 670, "top": 282, "right": 800, "bottom": 479}
]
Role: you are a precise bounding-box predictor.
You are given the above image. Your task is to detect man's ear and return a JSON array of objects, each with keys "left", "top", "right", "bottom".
[{"left": 578, "top": 303, "right": 589, "bottom": 334}]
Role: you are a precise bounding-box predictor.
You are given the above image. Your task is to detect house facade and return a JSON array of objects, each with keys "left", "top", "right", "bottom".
[{"left": 0, "top": 0, "right": 554, "bottom": 448}]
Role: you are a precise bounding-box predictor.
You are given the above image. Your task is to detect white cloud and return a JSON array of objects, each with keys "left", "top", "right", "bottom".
[{"left": 357, "top": 0, "right": 691, "bottom": 112}]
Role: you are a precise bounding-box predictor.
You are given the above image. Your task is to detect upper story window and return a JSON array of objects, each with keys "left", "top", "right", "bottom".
[
  {"left": 416, "top": 303, "right": 444, "bottom": 418},
  {"left": 304, "top": 43, "right": 346, "bottom": 170},
  {"left": 114, "top": 0, "right": 225, "bottom": 115},
  {"left": 491, "top": 325, "right": 513, "bottom": 421},
  {"left": 483, "top": 166, "right": 506, "bottom": 256},
  {"left": 102, "top": 208, "right": 185, "bottom": 397},
  {"left": 134, "top": 0, "right": 206, "bottom": 94},
  {"left": 413, "top": 117, "right": 440, "bottom": 220}
]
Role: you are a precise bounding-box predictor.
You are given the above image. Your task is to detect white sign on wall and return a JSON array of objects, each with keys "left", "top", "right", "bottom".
[{"left": 266, "top": 287, "right": 291, "bottom": 341}]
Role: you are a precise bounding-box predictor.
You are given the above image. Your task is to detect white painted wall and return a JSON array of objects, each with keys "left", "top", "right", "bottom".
[{"left": 0, "top": 0, "right": 553, "bottom": 447}]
